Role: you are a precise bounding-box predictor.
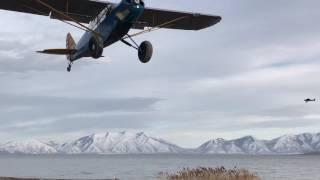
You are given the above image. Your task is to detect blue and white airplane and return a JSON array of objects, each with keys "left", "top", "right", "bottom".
[{"left": 0, "top": 0, "right": 221, "bottom": 72}]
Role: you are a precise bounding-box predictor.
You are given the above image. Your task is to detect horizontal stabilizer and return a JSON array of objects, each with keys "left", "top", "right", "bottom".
[{"left": 37, "top": 49, "right": 77, "bottom": 55}]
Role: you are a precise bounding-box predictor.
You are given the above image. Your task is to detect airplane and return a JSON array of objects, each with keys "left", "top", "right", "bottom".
[
  {"left": 304, "top": 99, "right": 316, "bottom": 103},
  {"left": 0, "top": 0, "right": 221, "bottom": 72}
]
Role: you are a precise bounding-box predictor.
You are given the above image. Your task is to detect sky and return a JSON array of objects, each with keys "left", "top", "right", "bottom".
[{"left": 0, "top": 0, "right": 320, "bottom": 148}]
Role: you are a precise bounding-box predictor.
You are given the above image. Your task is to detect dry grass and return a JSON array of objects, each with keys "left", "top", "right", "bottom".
[
  {"left": 159, "top": 166, "right": 261, "bottom": 180},
  {"left": 0, "top": 178, "right": 116, "bottom": 180},
  {"left": 0, "top": 178, "right": 38, "bottom": 180}
]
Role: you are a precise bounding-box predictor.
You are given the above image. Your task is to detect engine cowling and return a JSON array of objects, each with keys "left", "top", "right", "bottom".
[{"left": 88, "top": 37, "right": 103, "bottom": 59}]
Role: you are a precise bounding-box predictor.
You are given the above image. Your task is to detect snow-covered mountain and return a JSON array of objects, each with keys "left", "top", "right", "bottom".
[
  {"left": 197, "top": 136, "right": 271, "bottom": 154},
  {"left": 58, "top": 131, "right": 184, "bottom": 154},
  {"left": 197, "top": 133, "right": 320, "bottom": 154},
  {"left": 0, "top": 132, "right": 319, "bottom": 154},
  {"left": 266, "top": 133, "right": 320, "bottom": 154},
  {"left": 0, "top": 132, "right": 184, "bottom": 154},
  {"left": 0, "top": 140, "right": 58, "bottom": 154}
]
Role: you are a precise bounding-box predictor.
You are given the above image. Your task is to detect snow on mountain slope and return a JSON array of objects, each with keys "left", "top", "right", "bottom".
[
  {"left": 314, "top": 133, "right": 320, "bottom": 149},
  {"left": 197, "top": 138, "right": 227, "bottom": 154},
  {"left": 197, "top": 133, "right": 320, "bottom": 154},
  {"left": 268, "top": 133, "right": 317, "bottom": 154},
  {"left": 233, "top": 136, "right": 271, "bottom": 154},
  {"left": 59, "top": 131, "right": 184, "bottom": 154},
  {"left": 0, "top": 140, "right": 58, "bottom": 154},
  {"left": 1, "top": 132, "right": 319, "bottom": 154},
  {"left": 197, "top": 136, "right": 271, "bottom": 154}
]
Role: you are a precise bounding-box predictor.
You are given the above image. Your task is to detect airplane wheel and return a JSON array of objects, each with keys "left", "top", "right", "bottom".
[
  {"left": 138, "top": 41, "right": 153, "bottom": 63},
  {"left": 67, "top": 64, "right": 72, "bottom": 72},
  {"left": 89, "top": 37, "right": 103, "bottom": 59}
]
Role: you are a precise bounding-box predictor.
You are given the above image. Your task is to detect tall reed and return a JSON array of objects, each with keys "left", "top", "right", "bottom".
[{"left": 159, "top": 166, "right": 261, "bottom": 180}]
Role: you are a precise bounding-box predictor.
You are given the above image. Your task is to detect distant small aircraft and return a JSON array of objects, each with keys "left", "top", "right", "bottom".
[
  {"left": 304, "top": 99, "right": 316, "bottom": 103},
  {"left": 0, "top": 0, "right": 221, "bottom": 72}
]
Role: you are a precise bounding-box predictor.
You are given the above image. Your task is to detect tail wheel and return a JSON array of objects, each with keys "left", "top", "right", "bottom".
[{"left": 138, "top": 41, "right": 153, "bottom": 63}]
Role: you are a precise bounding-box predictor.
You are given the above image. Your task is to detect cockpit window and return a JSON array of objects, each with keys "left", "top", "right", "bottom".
[{"left": 116, "top": 9, "right": 130, "bottom": 21}]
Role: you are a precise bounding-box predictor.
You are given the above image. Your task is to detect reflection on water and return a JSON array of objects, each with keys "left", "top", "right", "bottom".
[{"left": 0, "top": 154, "right": 319, "bottom": 180}]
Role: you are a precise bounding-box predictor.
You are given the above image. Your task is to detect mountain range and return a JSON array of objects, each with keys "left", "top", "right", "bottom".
[{"left": 0, "top": 132, "right": 319, "bottom": 155}]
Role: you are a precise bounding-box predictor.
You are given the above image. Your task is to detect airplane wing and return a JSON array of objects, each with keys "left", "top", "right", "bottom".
[
  {"left": 134, "top": 8, "right": 222, "bottom": 30},
  {"left": 0, "top": 0, "right": 221, "bottom": 30},
  {"left": 0, "top": 0, "right": 110, "bottom": 24}
]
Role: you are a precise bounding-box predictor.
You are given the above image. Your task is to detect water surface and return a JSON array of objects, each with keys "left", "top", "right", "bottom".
[{"left": 0, "top": 154, "right": 319, "bottom": 179}]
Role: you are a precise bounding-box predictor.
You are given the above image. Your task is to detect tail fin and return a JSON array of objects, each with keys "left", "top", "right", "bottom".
[{"left": 66, "top": 33, "right": 76, "bottom": 60}]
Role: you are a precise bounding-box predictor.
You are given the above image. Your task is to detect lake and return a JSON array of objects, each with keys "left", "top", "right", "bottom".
[{"left": 0, "top": 154, "right": 319, "bottom": 179}]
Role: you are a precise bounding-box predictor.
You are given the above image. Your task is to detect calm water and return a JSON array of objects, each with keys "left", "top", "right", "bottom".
[{"left": 0, "top": 154, "right": 319, "bottom": 180}]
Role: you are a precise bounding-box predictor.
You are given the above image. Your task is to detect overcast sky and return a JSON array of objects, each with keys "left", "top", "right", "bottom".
[{"left": 0, "top": 0, "right": 320, "bottom": 148}]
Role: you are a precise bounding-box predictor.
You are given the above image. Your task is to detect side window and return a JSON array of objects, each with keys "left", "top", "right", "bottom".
[
  {"left": 106, "top": 5, "right": 113, "bottom": 16},
  {"left": 116, "top": 9, "right": 130, "bottom": 21}
]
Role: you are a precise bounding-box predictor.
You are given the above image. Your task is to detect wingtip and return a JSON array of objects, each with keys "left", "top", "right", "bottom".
[
  {"left": 194, "top": 15, "right": 222, "bottom": 30},
  {"left": 217, "top": 16, "right": 222, "bottom": 22},
  {"left": 212, "top": 15, "right": 222, "bottom": 25}
]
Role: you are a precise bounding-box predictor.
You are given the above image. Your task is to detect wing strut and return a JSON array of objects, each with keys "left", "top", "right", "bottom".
[
  {"left": 21, "top": 3, "right": 89, "bottom": 32},
  {"left": 36, "top": 0, "right": 101, "bottom": 37},
  {"left": 124, "top": 16, "right": 188, "bottom": 39}
]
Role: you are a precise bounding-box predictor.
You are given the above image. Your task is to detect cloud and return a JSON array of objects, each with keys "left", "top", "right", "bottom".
[
  {"left": 0, "top": 93, "right": 160, "bottom": 139},
  {"left": 0, "top": 0, "right": 320, "bottom": 146}
]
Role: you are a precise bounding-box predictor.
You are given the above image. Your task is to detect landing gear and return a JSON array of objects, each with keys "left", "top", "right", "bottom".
[
  {"left": 67, "top": 62, "right": 72, "bottom": 72},
  {"left": 121, "top": 35, "right": 153, "bottom": 63},
  {"left": 138, "top": 41, "right": 153, "bottom": 63}
]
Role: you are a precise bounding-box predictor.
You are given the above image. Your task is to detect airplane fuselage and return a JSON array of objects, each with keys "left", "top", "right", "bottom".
[
  {"left": 71, "top": 0, "right": 145, "bottom": 61},
  {"left": 305, "top": 99, "right": 316, "bottom": 103}
]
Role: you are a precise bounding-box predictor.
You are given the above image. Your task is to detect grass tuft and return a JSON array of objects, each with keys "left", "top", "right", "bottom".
[{"left": 159, "top": 166, "right": 261, "bottom": 180}]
